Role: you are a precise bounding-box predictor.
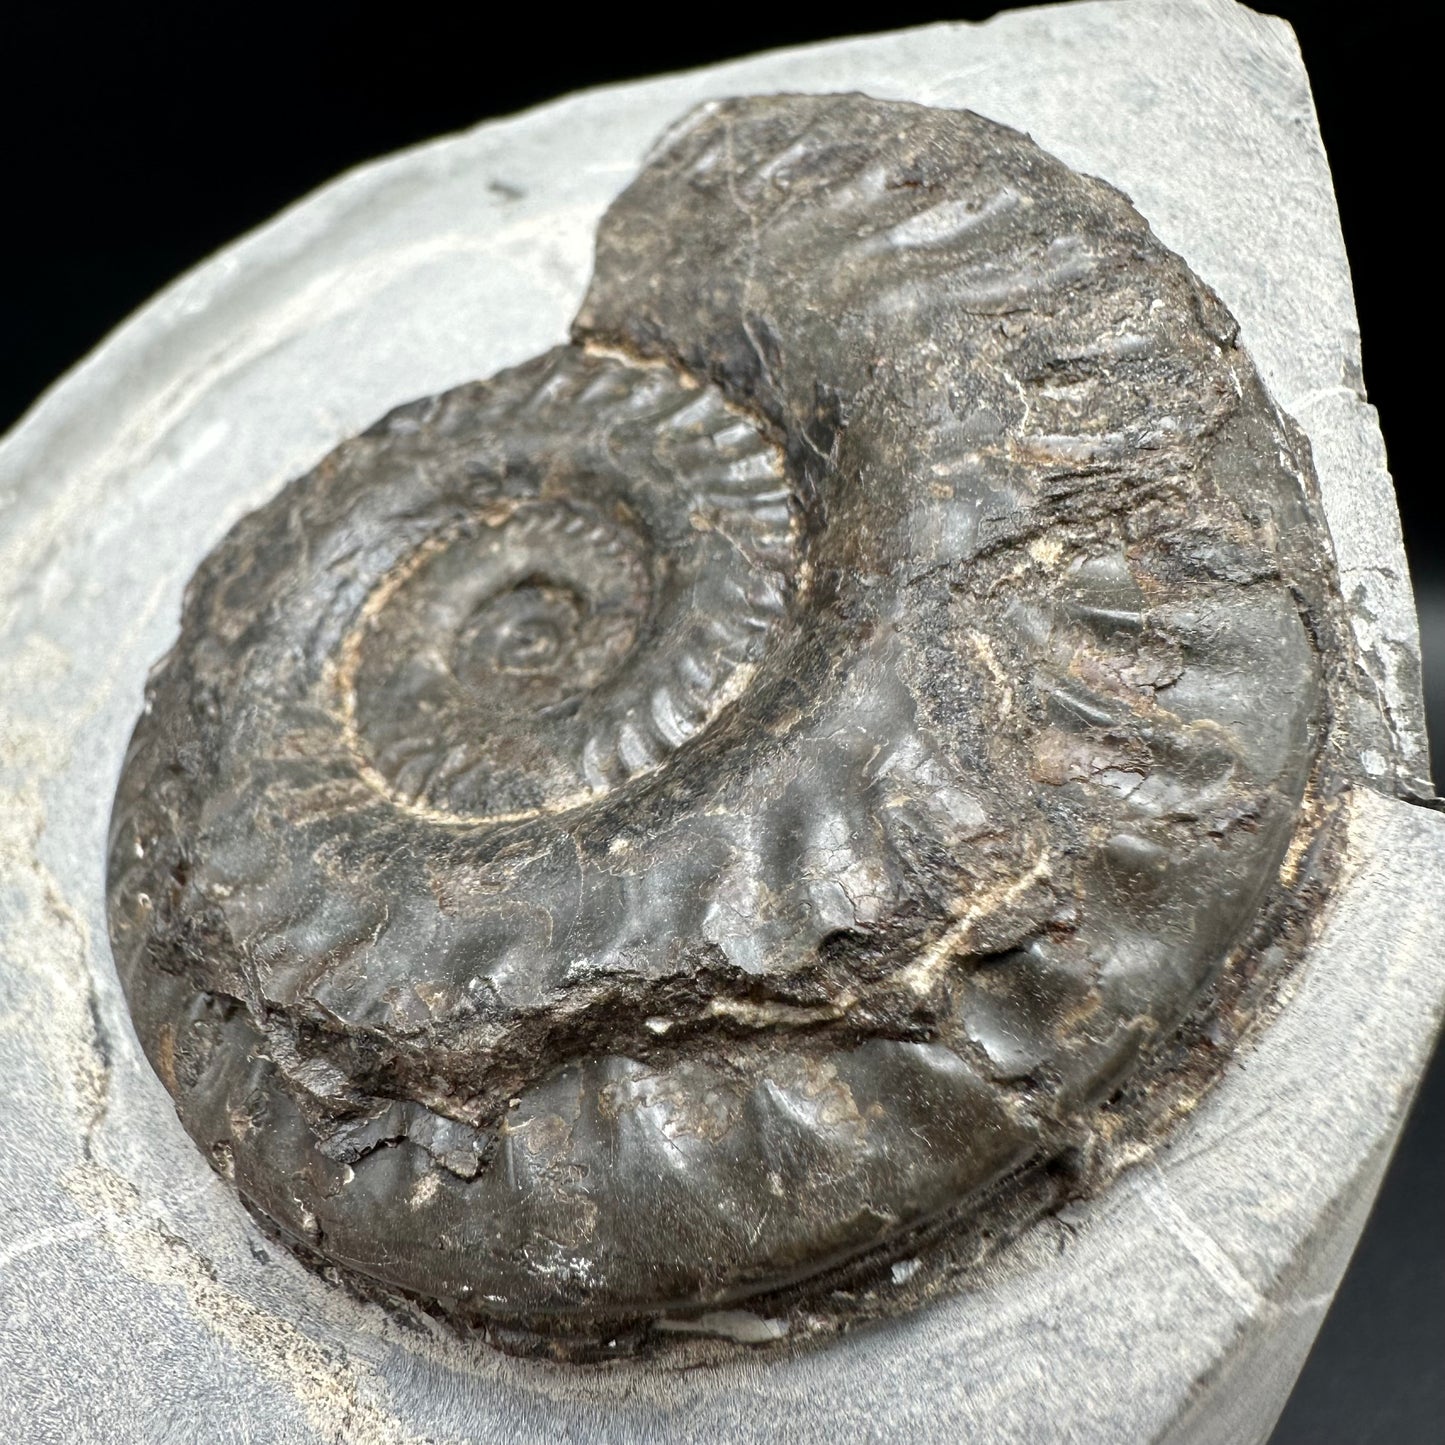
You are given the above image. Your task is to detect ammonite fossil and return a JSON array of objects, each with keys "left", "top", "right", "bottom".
[{"left": 107, "top": 94, "right": 1353, "bottom": 1355}]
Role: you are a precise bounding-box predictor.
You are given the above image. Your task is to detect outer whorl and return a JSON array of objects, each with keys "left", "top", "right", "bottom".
[{"left": 107, "top": 94, "right": 1348, "bottom": 1355}]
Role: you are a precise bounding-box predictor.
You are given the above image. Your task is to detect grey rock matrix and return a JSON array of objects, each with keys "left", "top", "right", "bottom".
[{"left": 3, "top": 3, "right": 1441, "bottom": 1441}]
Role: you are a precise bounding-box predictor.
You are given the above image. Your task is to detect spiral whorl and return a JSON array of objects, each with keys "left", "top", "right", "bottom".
[{"left": 107, "top": 94, "right": 1346, "bottom": 1352}]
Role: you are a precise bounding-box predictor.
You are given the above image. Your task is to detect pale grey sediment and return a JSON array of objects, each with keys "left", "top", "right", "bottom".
[{"left": 2, "top": 2, "right": 1439, "bottom": 1440}]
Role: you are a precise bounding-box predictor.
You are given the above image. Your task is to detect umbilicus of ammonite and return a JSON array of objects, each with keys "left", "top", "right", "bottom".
[{"left": 107, "top": 93, "right": 1350, "bottom": 1357}]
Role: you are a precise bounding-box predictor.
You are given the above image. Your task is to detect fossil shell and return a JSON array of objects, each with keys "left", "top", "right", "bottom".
[{"left": 107, "top": 94, "right": 1347, "bottom": 1352}]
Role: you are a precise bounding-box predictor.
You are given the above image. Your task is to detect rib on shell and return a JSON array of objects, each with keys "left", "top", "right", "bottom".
[{"left": 107, "top": 94, "right": 1346, "bottom": 1352}]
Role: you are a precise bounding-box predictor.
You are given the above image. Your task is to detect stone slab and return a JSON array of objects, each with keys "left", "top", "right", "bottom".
[{"left": 2, "top": 2, "right": 1440, "bottom": 1441}]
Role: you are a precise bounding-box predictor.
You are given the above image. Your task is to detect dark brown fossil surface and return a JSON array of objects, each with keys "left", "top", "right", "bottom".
[{"left": 107, "top": 94, "right": 1356, "bottom": 1355}]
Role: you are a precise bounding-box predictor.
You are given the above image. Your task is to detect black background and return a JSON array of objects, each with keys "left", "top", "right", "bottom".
[{"left": 2, "top": 5, "right": 1438, "bottom": 1441}]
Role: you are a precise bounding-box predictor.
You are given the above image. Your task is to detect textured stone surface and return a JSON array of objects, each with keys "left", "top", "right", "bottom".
[{"left": 1, "top": 1, "right": 1440, "bottom": 1440}]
